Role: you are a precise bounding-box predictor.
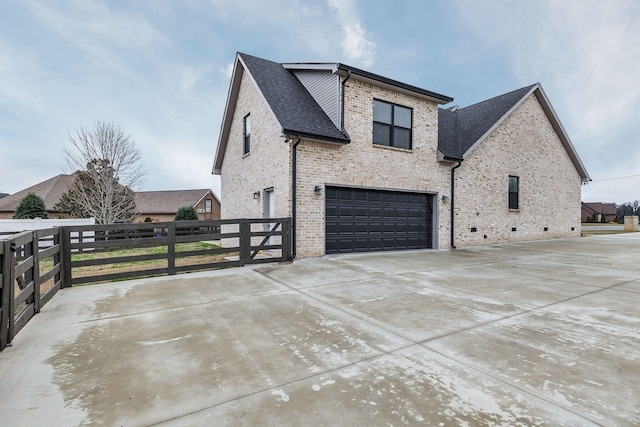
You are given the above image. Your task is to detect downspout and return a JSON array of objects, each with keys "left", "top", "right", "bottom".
[
  {"left": 291, "top": 136, "right": 301, "bottom": 259},
  {"left": 340, "top": 70, "right": 351, "bottom": 139},
  {"left": 450, "top": 161, "right": 462, "bottom": 249}
]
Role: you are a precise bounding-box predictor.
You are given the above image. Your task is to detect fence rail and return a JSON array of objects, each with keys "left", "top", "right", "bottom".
[{"left": 0, "top": 218, "right": 292, "bottom": 351}]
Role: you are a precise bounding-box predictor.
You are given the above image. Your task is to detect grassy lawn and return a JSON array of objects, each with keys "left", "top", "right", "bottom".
[
  {"left": 580, "top": 223, "right": 636, "bottom": 236},
  {"left": 39, "top": 241, "right": 237, "bottom": 285}
]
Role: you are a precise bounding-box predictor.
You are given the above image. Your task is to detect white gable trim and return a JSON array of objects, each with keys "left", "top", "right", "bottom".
[
  {"left": 533, "top": 86, "right": 591, "bottom": 182},
  {"left": 462, "top": 85, "right": 538, "bottom": 159},
  {"left": 212, "top": 54, "right": 284, "bottom": 175},
  {"left": 193, "top": 189, "right": 220, "bottom": 207},
  {"left": 462, "top": 84, "right": 591, "bottom": 182},
  {"left": 236, "top": 55, "right": 283, "bottom": 134}
]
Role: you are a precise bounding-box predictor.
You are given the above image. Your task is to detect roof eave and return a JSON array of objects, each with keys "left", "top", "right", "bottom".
[
  {"left": 281, "top": 62, "right": 339, "bottom": 73},
  {"left": 212, "top": 54, "right": 244, "bottom": 175},
  {"left": 282, "top": 129, "right": 350, "bottom": 145},
  {"left": 213, "top": 53, "right": 285, "bottom": 176},
  {"left": 533, "top": 86, "right": 591, "bottom": 183},
  {"left": 461, "top": 85, "right": 539, "bottom": 160},
  {"left": 336, "top": 64, "right": 453, "bottom": 104},
  {"left": 461, "top": 84, "right": 591, "bottom": 183},
  {"left": 437, "top": 150, "right": 464, "bottom": 163}
]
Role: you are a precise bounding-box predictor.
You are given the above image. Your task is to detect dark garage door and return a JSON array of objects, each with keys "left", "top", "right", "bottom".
[{"left": 325, "top": 186, "right": 433, "bottom": 254}]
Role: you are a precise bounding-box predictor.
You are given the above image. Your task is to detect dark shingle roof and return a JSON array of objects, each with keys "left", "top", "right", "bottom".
[
  {"left": 239, "top": 53, "right": 349, "bottom": 143},
  {"left": 337, "top": 63, "right": 453, "bottom": 103},
  {"left": 438, "top": 84, "right": 537, "bottom": 159}
]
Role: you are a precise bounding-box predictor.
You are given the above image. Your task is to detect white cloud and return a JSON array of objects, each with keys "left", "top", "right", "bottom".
[
  {"left": 453, "top": 0, "right": 640, "bottom": 202},
  {"left": 327, "top": 0, "right": 376, "bottom": 67},
  {"left": 24, "top": 0, "right": 168, "bottom": 52},
  {"left": 219, "top": 62, "right": 234, "bottom": 79},
  {"left": 455, "top": 1, "right": 640, "bottom": 142},
  {"left": 540, "top": 2, "right": 640, "bottom": 142}
]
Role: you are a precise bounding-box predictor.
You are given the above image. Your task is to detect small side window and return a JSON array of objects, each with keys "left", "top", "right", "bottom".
[
  {"left": 243, "top": 114, "right": 251, "bottom": 154},
  {"left": 509, "top": 176, "right": 519, "bottom": 209}
]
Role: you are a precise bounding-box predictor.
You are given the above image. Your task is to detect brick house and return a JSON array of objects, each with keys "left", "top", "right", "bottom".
[
  {"left": 134, "top": 189, "right": 221, "bottom": 222},
  {"left": 581, "top": 202, "right": 617, "bottom": 223},
  {"left": 213, "top": 53, "right": 590, "bottom": 258},
  {"left": 0, "top": 175, "right": 220, "bottom": 223},
  {"left": 0, "top": 174, "right": 76, "bottom": 219}
]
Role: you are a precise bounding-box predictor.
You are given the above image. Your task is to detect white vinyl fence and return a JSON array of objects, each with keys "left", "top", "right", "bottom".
[{"left": 0, "top": 218, "right": 95, "bottom": 244}]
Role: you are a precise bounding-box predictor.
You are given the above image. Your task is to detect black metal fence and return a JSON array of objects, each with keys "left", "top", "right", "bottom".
[{"left": 0, "top": 218, "right": 292, "bottom": 351}]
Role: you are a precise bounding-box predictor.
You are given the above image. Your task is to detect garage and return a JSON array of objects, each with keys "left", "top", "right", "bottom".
[{"left": 325, "top": 186, "right": 433, "bottom": 254}]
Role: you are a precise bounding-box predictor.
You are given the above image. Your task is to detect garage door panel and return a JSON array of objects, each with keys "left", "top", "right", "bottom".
[
  {"left": 369, "top": 207, "right": 382, "bottom": 218},
  {"left": 326, "top": 206, "right": 338, "bottom": 217},
  {"left": 325, "top": 223, "right": 339, "bottom": 234},
  {"left": 339, "top": 223, "right": 353, "bottom": 233},
  {"left": 325, "top": 187, "right": 432, "bottom": 254},
  {"left": 368, "top": 238, "right": 383, "bottom": 250},
  {"left": 354, "top": 223, "right": 368, "bottom": 233},
  {"left": 354, "top": 207, "right": 368, "bottom": 217}
]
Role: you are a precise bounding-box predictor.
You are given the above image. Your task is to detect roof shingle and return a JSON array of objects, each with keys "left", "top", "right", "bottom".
[
  {"left": 239, "top": 53, "right": 349, "bottom": 143},
  {"left": 438, "top": 85, "right": 537, "bottom": 159}
]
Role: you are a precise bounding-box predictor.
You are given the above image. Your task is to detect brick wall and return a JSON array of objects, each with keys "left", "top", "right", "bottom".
[
  {"left": 194, "top": 194, "right": 221, "bottom": 221},
  {"left": 220, "top": 70, "right": 583, "bottom": 259},
  {"left": 219, "top": 69, "right": 291, "bottom": 248},
  {"left": 452, "top": 94, "right": 582, "bottom": 246},
  {"left": 294, "top": 77, "right": 452, "bottom": 257}
]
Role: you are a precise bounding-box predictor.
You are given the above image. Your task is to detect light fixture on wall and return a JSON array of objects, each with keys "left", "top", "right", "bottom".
[
  {"left": 314, "top": 185, "right": 323, "bottom": 196},
  {"left": 253, "top": 191, "right": 261, "bottom": 200},
  {"left": 441, "top": 194, "right": 449, "bottom": 204}
]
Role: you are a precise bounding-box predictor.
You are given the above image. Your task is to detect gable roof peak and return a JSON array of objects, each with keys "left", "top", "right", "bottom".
[{"left": 437, "top": 83, "right": 590, "bottom": 182}]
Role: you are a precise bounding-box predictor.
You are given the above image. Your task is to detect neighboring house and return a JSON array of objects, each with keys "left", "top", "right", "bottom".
[
  {"left": 0, "top": 174, "right": 76, "bottom": 219},
  {"left": 581, "top": 202, "right": 617, "bottom": 223},
  {"left": 134, "top": 189, "right": 220, "bottom": 222},
  {"left": 0, "top": 193, "right": 8, "bottom": 199},
  {"left": 213, "top": 53, "right": 591, "bottom": 258},
  {"left": 0, "top": 175, "right": 220, "bottom": 223}
]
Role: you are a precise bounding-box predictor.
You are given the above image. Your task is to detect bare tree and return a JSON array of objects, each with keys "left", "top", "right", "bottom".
[{"left": 64, "top": 121, "right": 145, "bottom": 224}]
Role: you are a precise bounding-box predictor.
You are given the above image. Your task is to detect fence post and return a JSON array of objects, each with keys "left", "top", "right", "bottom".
[
  {"left": 0, "top": 240, "right": 10, "bottom": 350},
  {"left": 281, "top": 218, "right": 291, "bottom": 261},
  {"left": 239, "top": 220, "right": 251, "bottom": 266},
  {"left": 53, "top": 231, "right": 61, "bottom": 285},
  {"left": 32, "top": 231, "right": 41, "bottom": 313},
  {"left": 7, "top": 240, "right": 16, "bottom": 344},
  {"left": 60, "top": 227, "right": 72, "bottom": 288},
  {"left": 167, "top": 222, "right": 176, "bottom": 275}
]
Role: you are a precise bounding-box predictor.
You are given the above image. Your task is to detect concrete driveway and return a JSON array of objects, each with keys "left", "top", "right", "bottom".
[{"left": 1, "top": 234, "right": 639, "bottom": 426}]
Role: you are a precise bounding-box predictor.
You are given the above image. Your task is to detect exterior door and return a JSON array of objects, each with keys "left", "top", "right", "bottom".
[{"left": 264, "top": 188, "right": 275, "bottom": 244}]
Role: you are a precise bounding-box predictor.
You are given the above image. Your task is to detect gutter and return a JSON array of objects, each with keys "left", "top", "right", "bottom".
[
  {"left": 290, "top": 136, "right": 301, "bottom": 259},
  {"left": 450, "top": 161, "right": 462, "bottom": 249},
  {"left": 341, "top": 70, "right": 351, "bottom": 139}
]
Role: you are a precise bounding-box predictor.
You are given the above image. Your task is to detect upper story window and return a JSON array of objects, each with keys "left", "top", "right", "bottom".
[
  {"left": 373, "top": 99, "right": 412, "bottom": 149},
  {"left": 509, "top": 176, "right": 519, "bottom": 209},
  {"left": 205, "top": 199, "right": 212, "bottom": 213},
  {"left": 243, "top": 114, "right": 251, "bottom": 154}
]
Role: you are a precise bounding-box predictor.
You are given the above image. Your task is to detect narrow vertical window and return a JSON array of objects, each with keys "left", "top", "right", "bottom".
[
  {"left": 509, "top": 176, "right": 519, "bottom": 209},
  {"left": 243, "top": 114, "right": 251, "bottom": 154},
  {"left": 205, "top": 199, "right": 212, "bottom": 213}
]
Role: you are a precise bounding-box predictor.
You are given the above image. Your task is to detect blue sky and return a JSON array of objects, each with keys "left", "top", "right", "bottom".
[{"left": 1, "top": 0, "right": 639, "bottom": 203}]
